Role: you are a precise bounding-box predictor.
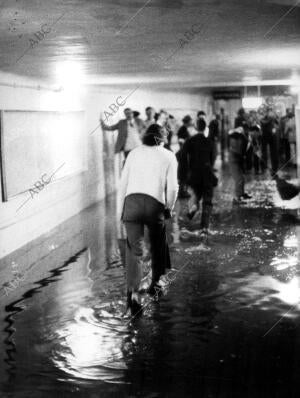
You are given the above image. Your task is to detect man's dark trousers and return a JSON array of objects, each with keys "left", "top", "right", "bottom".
[
  {"left": 190, "top": 179, "right": 213, "bottom": 229},
  {"left": 261, "top": 134, "right": 278, "bottom": 174},
  {"left": 122, "top": 194, "right": 171, "bottom": 292}
]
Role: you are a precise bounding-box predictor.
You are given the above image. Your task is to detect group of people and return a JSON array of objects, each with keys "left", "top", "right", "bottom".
[
  {"left": 233, "top": 106, "right": 296, "bottom": 173},
  {"left": 100, "top": 107, "right": 173, "bottom": 158},
  {"left": 99, "top": 103, "right": 297, "bottom": 315},
  {"left": 227, "top": 106, "right": 297, "bottom": 203}
]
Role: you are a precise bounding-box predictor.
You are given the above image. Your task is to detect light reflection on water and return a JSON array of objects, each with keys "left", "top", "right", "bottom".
[
  {"left": 52, "top": 307, "right": 129, "bottom": 383},
  {"left": 1, "top": 172, "right": 300, "bottom": 397},
  {"left": 231, "top": 274, "right": 300, "bottom": 308},
  {"left": 284, "top": 234, "right": 299, "bottom": 248},
  {"left": 270, "top": 255, "right": 298, "bottom": 270}
]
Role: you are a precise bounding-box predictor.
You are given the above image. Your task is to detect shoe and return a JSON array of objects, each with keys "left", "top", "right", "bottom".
[
  {"left": 186, "top": 210, "right": 197, "bottom": 220},
  {"left": 232, "top": 197, "right": 244, "bottom": 205},
  {"left": 147, "top": 281, "right": 163, "bottom": 297},
  {"left": 241, "top": 193, "right": 252, "bottom": 200},
  {"left": 199, "top": 228, "right": 208, "bottom": 244},
  {"left": 127, "top": 291, "right": 143, "bottom": 317},
  {"left": 158, "top": 274, "right": 170, "bottom": 288},
  {"left": 200, "top": 228, "right": 208, "bottom": 235},
  {"left": 186, "top": 243, "right": 211, "bottom": 252}
]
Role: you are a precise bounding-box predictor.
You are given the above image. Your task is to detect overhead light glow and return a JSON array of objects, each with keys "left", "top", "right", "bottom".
[
  {"left": 242, "top": 96, "right": 263, "bottom": 109},
  {"left": 55, "top": 61, "right": 85, "bottom": 91},
  {"left": 290, "top": 85, "right": 300, "bottom": 95}
]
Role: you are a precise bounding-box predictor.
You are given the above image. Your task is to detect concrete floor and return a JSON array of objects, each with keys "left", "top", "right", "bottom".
[{"left": 1, "top": 164, "right": 300, "bottom": 398}]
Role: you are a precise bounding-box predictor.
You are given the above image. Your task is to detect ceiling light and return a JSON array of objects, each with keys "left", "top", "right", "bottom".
[
  {"left": 55, "top": 61, "right": 85, "bottom": 90},
  {"left": 290, "top": 85, "right": 300, "bottom": 95},
  {"left": 242, "top": 97, "right": 263, "bottom": 109}
]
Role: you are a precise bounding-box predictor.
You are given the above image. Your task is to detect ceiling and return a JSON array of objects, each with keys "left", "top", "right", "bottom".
[{"left": 0, "top": 0, "right": 299, "bottom": 88}]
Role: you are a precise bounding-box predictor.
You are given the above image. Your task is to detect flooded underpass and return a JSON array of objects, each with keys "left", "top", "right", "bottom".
[{"left": 1, "top": 168, "right": 300, "bottom": 398}]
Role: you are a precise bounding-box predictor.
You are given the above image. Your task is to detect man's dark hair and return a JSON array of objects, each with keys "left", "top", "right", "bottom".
[
  {"left": 124, "top": 107, "right": 132, "bottom": 112},
  {"left": 197, "top": 110, "right": 206, "bottom": 118},
  {"left": 182, "top": 115, "right": 192, "bottom": 124},
  {"left": 237, "top": 107, "right": 245, "bottom": 116},
  {"left": 133, "top": 111, "right": 140, "bottom": 118},
  {"left": 145, "top": 106, "right": 153, "bottom": 112},
  {"left": 197, "top": 118, "right": 207, "bottom": 132},
  {"left": 142, "top": 124, "right": 164, "bottom": 146}
]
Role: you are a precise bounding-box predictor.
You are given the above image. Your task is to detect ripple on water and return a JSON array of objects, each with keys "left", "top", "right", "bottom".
[{"left": 51, "top": 306, "right": 131, "bottom": 384}]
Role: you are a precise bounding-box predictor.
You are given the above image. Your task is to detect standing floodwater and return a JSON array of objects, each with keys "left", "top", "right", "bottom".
[{"left": 1, "top": 169, "right": 300, "bottom": 398}]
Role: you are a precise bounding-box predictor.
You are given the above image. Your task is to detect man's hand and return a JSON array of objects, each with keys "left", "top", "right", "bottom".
[{"left": 100, "top": 117, "right": 109, "bottom": 131}]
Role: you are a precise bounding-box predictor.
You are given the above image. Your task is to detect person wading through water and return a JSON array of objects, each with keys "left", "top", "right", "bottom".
[
  {"left": 179, "top": 118, "right": 218, "bottom": 245},
  {"left": 118, "top": 123, "right": 178, "bottom": 315}
]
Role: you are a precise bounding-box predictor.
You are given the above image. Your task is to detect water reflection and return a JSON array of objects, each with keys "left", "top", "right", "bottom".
[
  {"left": 52, "top": 307, "right": 128, "bottom": 382},
  {"left": 1, "top": 173, "right": 300, "bottom": 397}
]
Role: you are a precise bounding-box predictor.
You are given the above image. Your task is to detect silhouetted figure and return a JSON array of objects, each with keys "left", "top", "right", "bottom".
[
  {"left": 220, "top": 107, "right": 229, "bottom": 161},
  {"left": 260, "top": 108, "right": 279, "bottom": 175},
  {"left": 177, "top": 115, "right": 193, "bottom": 198},
  {"left": 279, "top": 108, "right": 296, "bottom": 166},
  {"left": 249, "top": 124, "right": 262, "bottom": 175},
  {"left": 177, "top": 115, "right": 193, "bottom": 142},
  {"left": 228, "top": 126, "right": 252, "bottom": 203},
  {"left": 179, "top": 119, "right": 217, "bottom": 239},
  {"left": 234, "top": 107, "right": 248, "bottom": 129},
  {"left": 208, "top": 114, "right": 220, "bottom": 166}
]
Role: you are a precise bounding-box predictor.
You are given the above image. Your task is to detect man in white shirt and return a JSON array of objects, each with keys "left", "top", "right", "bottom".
[{"left": 118, "top": 123, "right": 178, "bottom": 315}]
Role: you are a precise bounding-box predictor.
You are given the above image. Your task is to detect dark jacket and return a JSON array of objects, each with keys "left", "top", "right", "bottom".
[
  {"left": 234, "top": 115, "right": 247, "bottom": 128},
  {"left": 179, "top": 133, "right": 214, "bottom": 186},
  {"left": 228, "top": 129, "right": 248, "bottom": 161},
  {"left": 208, "top": 119, "right": 219, "bottom": 141},
  {"left": 177, "top": 125, "right": 190, "bottom": 141},
  {"left": 102, "top": 119, "right": 144, "bottom": 153},
  {"left": 260, "top": 116, "right": 279, "bottom": 139},
  {"left": 249, "top": 125, "right": 262, "bottom": 153}
]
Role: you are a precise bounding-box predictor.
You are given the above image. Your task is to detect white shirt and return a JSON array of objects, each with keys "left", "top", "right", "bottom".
[
  {"left": 118, "top": 144, "right": 178, "bottom": 217},
  {"left": 124, "top": 120, "right": 142, "bottom": 151}
]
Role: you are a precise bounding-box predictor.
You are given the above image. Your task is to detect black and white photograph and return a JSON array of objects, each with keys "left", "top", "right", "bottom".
[{"left": 0, "top": 0, "right": 300, "bottom": 397}]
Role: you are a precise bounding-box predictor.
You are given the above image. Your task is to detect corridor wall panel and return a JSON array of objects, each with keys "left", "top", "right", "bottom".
[{"left": 0, "top": 110, "right": 87, "bottom": 201}]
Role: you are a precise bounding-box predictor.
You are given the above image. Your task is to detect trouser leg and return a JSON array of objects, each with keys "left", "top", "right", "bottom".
[
  {"left": 285, "top": 139, "right": 291, "bottom": 163},
  {"left": 290, "top": 143, "right": 297, "bottom": 165},
  {"left": 124, "top": 222, "right": 144, "bottom": 292},
  {"left": 245, "top": 146, "right": 253, "bottom": 170},
  {"left": 212, "top": 142, "right": 217, "bottom": 166},
  {"left": 221, "top": 136, "right": 225, "bottom": 161},
  {"left": 147, "top": 221, "right": 171, "bottom": 283},
  {"left": 230, "top": 160, "right": 244, "bottom": 198},
  {"left": 261, "top": 137, "right": 268, "bottom": 170},
  {"left": 188, "top": 187, "right": 200, "bottom": 213},
  {"left": 270, "top": 136, "right": 279, "bottom": 175},
  {"left": 253, "top": 154, "right": 259, "bottom": 173},
  {"left": 201, "top": 186, "right": 213, "bottom": 229}
]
